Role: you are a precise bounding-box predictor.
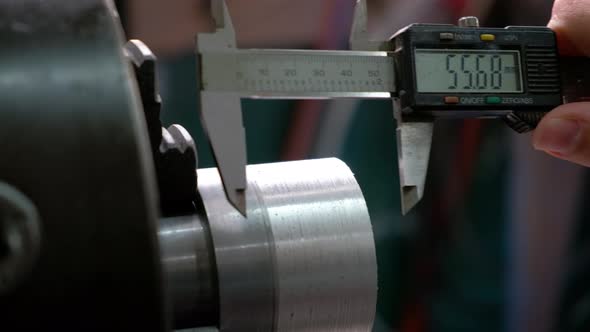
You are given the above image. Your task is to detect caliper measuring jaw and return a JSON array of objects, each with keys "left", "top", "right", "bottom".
[
  {"left": 196, "top": 0, "right": 433, "bottom": 216},
  {"left": 394, "top": 106, "right": 433, "bottom": 215},
  {"left": 353, "top": 0, "right": 433, "bottom": 215},
  {"left": 197, "top": 1, "right": 247, "bottom": 215}
]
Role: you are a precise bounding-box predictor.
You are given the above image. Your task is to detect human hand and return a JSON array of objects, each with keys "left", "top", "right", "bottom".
[{"left": 532, "top": 0, "right": 590, "bottom": 166}]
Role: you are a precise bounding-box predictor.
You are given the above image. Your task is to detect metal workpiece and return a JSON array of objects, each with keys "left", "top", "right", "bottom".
[
  {"left": 159, "top": 214, "right": 218, "bottom": 329},
  {"left": 198, "top": 161, "right": 275, "bottom": 332},
  {"left": 0, "top": 0, "right": 167, "bottom": 330},
  {"left": 250, "top": 158, "right": 377, "bottom": 332},
  {"left": 198, "top": 158, "right": 377, "bottom": 332}
]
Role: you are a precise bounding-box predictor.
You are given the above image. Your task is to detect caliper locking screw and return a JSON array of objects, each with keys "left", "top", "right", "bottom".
[{"left": 458, "top": 16, "right": 480, "bottom": 28}]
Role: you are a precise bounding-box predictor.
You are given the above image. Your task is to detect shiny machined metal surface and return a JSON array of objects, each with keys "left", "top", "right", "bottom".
[
  {"left": 198, "top": 158, "right": 378, "bottom": 332},
  {"left": 159, "top": 215, "right": 218, "bottom": 329}
]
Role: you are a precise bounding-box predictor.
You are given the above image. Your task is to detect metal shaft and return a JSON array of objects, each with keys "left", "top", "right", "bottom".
[
  {"left": 197, "top": 158, "right": 377, "bottom": 332},
  {"left": 159, "top": 214, "right": 218, "bottom": 329},
  {"left": 160, "top": 158, "right": 377, "bottom": 331}
]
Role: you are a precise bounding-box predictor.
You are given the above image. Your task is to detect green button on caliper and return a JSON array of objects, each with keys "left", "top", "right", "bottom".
[{"left": 486, "top": 96, "right": 502, "bottom": 104}]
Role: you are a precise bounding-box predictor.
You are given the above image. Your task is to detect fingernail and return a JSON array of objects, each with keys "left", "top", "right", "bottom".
[{"left": 534, "top": 118, "right": 581, "bottom": 153}]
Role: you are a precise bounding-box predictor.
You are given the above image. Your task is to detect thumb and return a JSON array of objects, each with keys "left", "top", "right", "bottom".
[
  {"left": 548, "top": 0, "right": 590, "bottom": 56},
  {"left": 532, "top": 103, "right": 590, "bottom": 166}
]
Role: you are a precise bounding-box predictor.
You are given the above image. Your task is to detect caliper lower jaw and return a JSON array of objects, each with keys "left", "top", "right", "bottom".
[
  {"left": 351, "top": 0, "right": 426, "bottom": 213},
  {"left": 353, "top": 0, "right": 428, "bottom": 214},
  {"left": 197, "top": 0, "right": 247, "bottom": 216},
  {"left": 200, "top": 92, "right": 247, "bottom": 215},
  {"left": 393, "top": 100, "right": 433, "bottom": 215}
]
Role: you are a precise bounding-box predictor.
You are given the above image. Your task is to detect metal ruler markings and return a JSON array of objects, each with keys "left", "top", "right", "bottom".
[{"left": 201, "top": 50, "right": 395, "bottom": 98}]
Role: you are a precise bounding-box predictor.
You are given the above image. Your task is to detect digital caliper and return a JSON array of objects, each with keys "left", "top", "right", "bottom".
[{"left": 197, "top": 0, "right": 590, "bottom": 216}]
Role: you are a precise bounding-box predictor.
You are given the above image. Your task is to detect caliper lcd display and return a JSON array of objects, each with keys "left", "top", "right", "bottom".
[{"left": 414, "top": 49, "right": 523, "bottom": 93}]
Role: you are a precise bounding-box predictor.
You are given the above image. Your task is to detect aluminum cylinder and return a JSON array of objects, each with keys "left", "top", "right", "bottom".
[{"left": 198, "top": 158, "right": 377, "bottom": 332}]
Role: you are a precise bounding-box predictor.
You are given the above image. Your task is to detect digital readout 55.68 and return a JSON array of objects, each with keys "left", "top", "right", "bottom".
[{"left": 414, "top": 49, "right": 523, "bottom": 93}]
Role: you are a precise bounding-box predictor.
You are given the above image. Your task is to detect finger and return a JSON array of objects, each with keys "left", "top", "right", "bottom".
[
  {"left": 532, "top": 102, "right": 590, "bottom": 166},
  {"left": 548, "top": 0, "right": 590, "bottom": 56}
]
